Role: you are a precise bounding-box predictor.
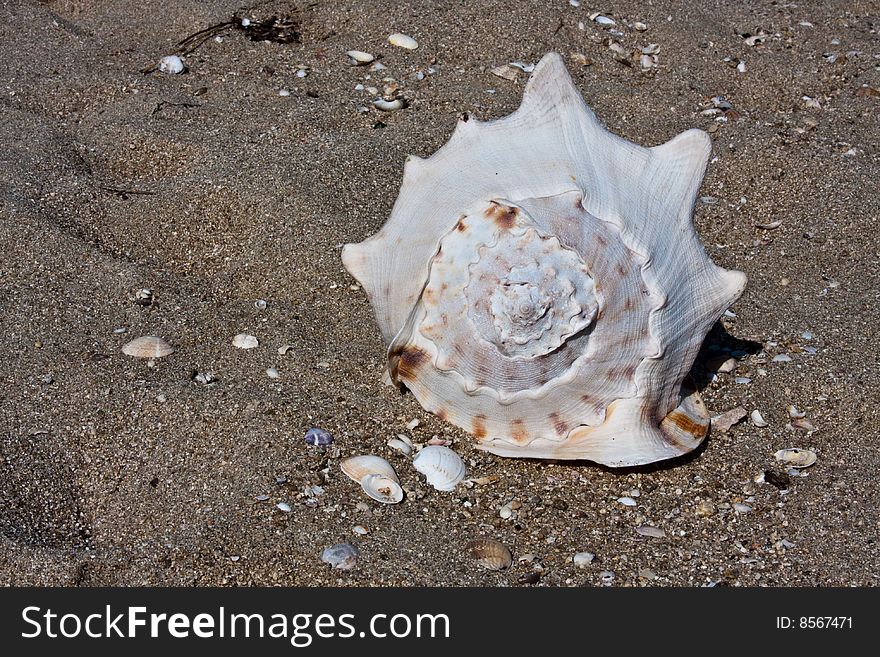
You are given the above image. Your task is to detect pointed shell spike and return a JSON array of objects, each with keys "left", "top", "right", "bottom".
[{"left": 342, "top": 52, "right": 746, "bottom": 467}]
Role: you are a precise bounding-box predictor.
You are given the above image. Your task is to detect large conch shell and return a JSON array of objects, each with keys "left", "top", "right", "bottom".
[{"left": 342, "top": 52, "right": 746, "bottom": 467}]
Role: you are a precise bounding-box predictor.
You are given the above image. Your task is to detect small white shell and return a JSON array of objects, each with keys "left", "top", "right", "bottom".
[
  {"left": 387, "top": 436, "right": 413, "bottom": 455},
  {"left": 774, "top": 448, "right": 817, "bottom": 468},
  {"left": 750, "top": 409, "right": 768, "bottom": 427},
  {"left": 361, "top": 473, "right": 404, "bottom": 504},
  {"left": 573, "top": 551, "right": 594, "bottom": 567},
  {"left": 412, "top": 445, "right": 466, "bottom": 491},
  {"left": 346, "top": 50, "right": 374, "bottom": 65},
  {"left": 232, "top": 333, "right": 259, "bottom": 349},
  {"left": 388, "top": 33, "right": 418, "bottom": 49},
  {"left": 121, "top": 336, "right": 174, "bottom": 359},
  {"left": 341, "top": 455, "right": 399, "bottom": 483},
  {"left": 373, "top": 98, "right": 405, "bottom": 111},
  {"left": 158, "top": 55, "right": 185, "bottom": 74},
  {"left": 467, "top": 539, "right": 512, "bottom": 570}
]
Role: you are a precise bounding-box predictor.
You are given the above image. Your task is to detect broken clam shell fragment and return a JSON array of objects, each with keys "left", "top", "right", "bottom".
[
  {"left": 121, "top": 336, "right": 174, "bottom": 359},
  {"left": 232, "top": 333, "right": 259, "bottom": 349},
  {"left": 466, "top": 539, "right": 512, "bottom": 570},
  {"left": 321, "top": 543, "right": 359, "bottom": 570},
  {"left": 774, "top": 448, "right": 817, "bottom": 468},
  {"left": 412, "top": 445, "right": 466, "bottom": 491}
]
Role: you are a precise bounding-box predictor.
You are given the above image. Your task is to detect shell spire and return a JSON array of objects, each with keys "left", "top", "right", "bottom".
[{"left": 343, "top": 52, "right": 746, "bottom": 467}]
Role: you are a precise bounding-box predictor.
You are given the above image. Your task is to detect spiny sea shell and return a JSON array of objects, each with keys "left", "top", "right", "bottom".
[
  {"left": 412, "top": 445, "right": 466, "bottom": 491},
  {"left": 466, "top": 539, "right": 512, "bottom": 570},
  {"left": 361, "top": 473, "right": 404, "bottom": 504},
  {"left": 774, "top": 448, "right": 817, "bottom": 468},
  {"left": 341, "top": 455, "right": 398, "bottom": 483},
  {"left": 121, "top": 336, "right": 174, "bottom": 359},
  {"left": 342, "top": 52, "right": 746, "bottom": 467}
]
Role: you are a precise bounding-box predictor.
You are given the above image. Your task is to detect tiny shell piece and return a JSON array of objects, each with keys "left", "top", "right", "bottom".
[
  {"left": 491, "top": 64, "right": 519, "bottom": 81},
  {"left": 304, "top": 427, "right": 334, "bottom": 446},
  {"left": 121, "top": 336, "right": 174, "bottom": 359},
  {"left": 635, "top": 525, "right": 666, "bottom": 538},
  {"left": 387, "top": 436, "right": 413, "bottom": 455},
  {"left": 750, "top": 410, "right": 768, "bottom": 427},
  {"left": 321, "top": 543, "right": 359, "bottom": 570},
  {"left": 388, "top": 33, "right": 418, "bottom": 49},
  {"left": 774, "top": 448, "right": 816, "bottom": 468},
  {"left": 361, "top": 473, "right": 404, "bottom": 504},
  {"left": 373, "top": 98, "right": 406, "bottom": 111},
  {"left": 467, "top": 539, "right": 512, "bottom": 570},
  {"left": 341, "top": 455, "right": 398, "bottom": 483},
  {"left": 412, "top": 445, "right": 466, "bottom": 491},
  {"left": 711, "top": 406, "right": 747, "bottom": 433},
  {"left": 617, "top": 496, "right": 637, "bottom": 507},
  {"left": 158, "top": 55, "right": 185, "bottom": 74},
  {"left": 232, "top": 333, "right": 259, "bottom": 349},
  {"left": 346, "top": 50, "right": 375, "bottom": 65},
  {"left": 573, "top": 551, "right": 594, "bottom": 567}
]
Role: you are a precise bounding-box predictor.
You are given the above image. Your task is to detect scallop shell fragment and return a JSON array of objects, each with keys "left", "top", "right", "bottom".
[
  {"left": 121, "top": 336, "right": 174, "bottom": 359},
  {"left": 341, "top": 52, "right": 746, "bottom": 467},
  {"left": 466, "top": 539, "right": 512, "bottom": 570},
  {"left": 774, "top": 448, "right": 817, "bottom": 468},
  {"left": 412, "top": 445, "right": 466, "bottom": 491}
]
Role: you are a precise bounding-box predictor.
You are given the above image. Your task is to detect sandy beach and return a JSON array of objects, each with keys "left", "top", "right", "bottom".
[{"left": 1, "top": 0, "right": 878, "bottom": 586}]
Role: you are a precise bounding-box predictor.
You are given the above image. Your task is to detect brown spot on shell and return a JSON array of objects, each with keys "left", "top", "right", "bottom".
[
  {"left": 436, "top": 408, "right": 449, "bottom": 421},
  {"left": 549, "top": 412, "right": 568, "bottom": 437},
  {"left": 483, "top": 202, "right": 518, "bottom": 229},
  {"left": 472, "top": 415, "right": 488, "bottom": 440},
  {"left": 662, "top": 408, "right": 708, "bottom": 442},
  {"left": 396, "top": 346, "right": 429, "bottom": 379},
  {"left": 510, "top": 419, "right": 528, "bottom": 443}
]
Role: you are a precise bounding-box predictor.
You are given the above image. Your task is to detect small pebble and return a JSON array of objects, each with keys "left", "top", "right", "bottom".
[
  {"left": 255, "top": 299, "right": 267, "bottom": 310},
  {"left": 772, "top": 354, "right": 792, "bottom": 363},
  {"left": 599, "top": 570, "right": 615, "bottom": 586},
  {"left": 266, "top": 367, "right": 280, "bottom": 379},
  {"left": 733, "top": 502, "right": 753, "bottom": 514},
  {"left": 735, "top": 377, "right": 752, "bottom": 384},
  {"left": 278, "top": 88, "right": 290, "bottom": 97},
  {"left": 695, "top": 499, "right": 716, "bottom": 517},
  {"left": 353, "top": 525, "right": 369, "bottom": 535},
  {"left": 276, "top": 502, "right": 292, "bottom": 513},
  {"left": 232, "top": 333, "right": 259, "bottom": 349},
  {"left": 255, "top": 495, "right": 269, "bottom": 501},
  {"left": 617, "top": 496, "right": 637, "bottom": 507}
]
